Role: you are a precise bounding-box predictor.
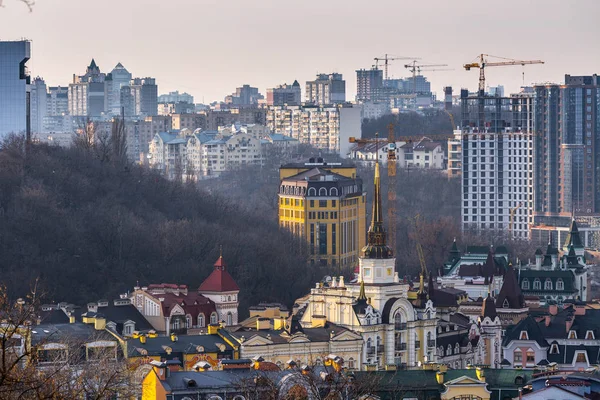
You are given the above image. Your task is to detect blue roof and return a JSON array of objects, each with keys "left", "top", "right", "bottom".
[
  {"left": 268, "top": 133, "right": 298, "bottom": 142},
  {"left": 157, "top": 132, "right": 178, "bottom": 143}
]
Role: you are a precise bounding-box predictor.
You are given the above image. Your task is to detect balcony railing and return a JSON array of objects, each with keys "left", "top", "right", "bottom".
[
  {"left": 366, "top": 347, "right": 375, "bottom": 356},
  {"left": 395, "top": 342, "right": 407, "bottom": 351}
]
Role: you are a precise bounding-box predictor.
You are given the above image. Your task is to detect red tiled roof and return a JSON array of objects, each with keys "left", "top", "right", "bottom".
[{"left": 198, "top": 257, "right": 240, "bottom": 293}]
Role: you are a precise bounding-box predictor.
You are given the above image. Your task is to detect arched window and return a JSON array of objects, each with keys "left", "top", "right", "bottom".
[
  {"left": 394, "top": 313, "right": 403, "bottom": 330},
  {"left": 556, "top": 279, "right": 564, "bottom": 291},
  {"left": 455, "top": 343, "right": 460, "bottom": 354},
  {"left": 533, "top": 279, "right": 541, "bottom": 290},
  {"left": 521, "top": 279, "right": 529, "bottom": 290},
  {"left": 447, "top": 344, "right": 453, "bottom": 355},
  {"left": 280, "top": 185, "right": 285, "bottom": 194},
  {"left": 186, "top": 315, "right": 192, "bottom": 328},
  {"left": 227, "top": 312, "right": 233, "bottom": 326},
  {"left": 308, "top": 187, "right": 316, "bottom": 196},
  {"left": 210, "top": 312, "right": 218, "bottom": 325},
  {"left": 348, "top": 357, "right": 355, "bottom": 369},
  {"left": 330, "top": 187, "right": 338, "bottom": 196},
  {"left": 319, "top": 187, "right": 327, "bottom": 196},
  {"left": 544, "top": 279, "right": 552, "bottom": 291},
  {"left": 526, "top": 348, "right": 535, "bottom": 364},
  {"left": 198, "top": 314, "right": 205, "bottom": 328},
  {"left": 227, "top": 295, "right": 231, "bottom": 302},
  {"left": 503, "top": 298, "right": 510, "bottom": 308}
]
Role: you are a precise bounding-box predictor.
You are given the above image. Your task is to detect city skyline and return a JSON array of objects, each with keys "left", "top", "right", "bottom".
[{"left": 1, "top": 0, "right": 598, "bottom": 103}]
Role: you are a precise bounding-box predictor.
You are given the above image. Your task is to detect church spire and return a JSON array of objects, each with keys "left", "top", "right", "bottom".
[
  {"left": 361, "top": 134, "right": 393, "bottom": 259},
  {"left": 358, "top": 280, "right": 367, "bottom": 301}
]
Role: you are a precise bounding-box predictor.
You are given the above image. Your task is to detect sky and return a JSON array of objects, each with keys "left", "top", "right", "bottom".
[{"left": 1, "top": 0, "right": 599, "bottom": 103}]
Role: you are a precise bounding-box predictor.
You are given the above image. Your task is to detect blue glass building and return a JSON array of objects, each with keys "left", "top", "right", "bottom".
[{"left": 0, "top": 40, "right": 30, "bottom": 139}]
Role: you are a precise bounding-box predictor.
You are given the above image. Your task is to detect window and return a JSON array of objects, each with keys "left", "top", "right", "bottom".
[
  {"left": 576, "top": 352, "right": 587, "bottom": 363},
  {"left": 348, "top": 357, "right": 355, "bottom": 369},
  {"left": 319, "top": 200, "right": 327, "bottom": 207},
  {"left": 227, "top": 312, "right": 233, "bottom": 326},
  {"left": 514, "top": 349, "right": 522, "bottom": 364},
  {"left": 186, "top": 316, "right": 192, "bottom": 328},
  {"left": 556, "top": 279, "right": 564, "bottom": 291},
  {"left": 533, "top": 279, "right": 541, "bottom": 290},
  {"left": 550, "top": 343, "right": 559, "bottom": 354},
  {"left": 569, "top": 330, "right": 577, "bottom": 339},
  {"left": 521, "top": 279, "right": 529, "bottom": 290},
  {"left": 210, "top": 313, "right": 218, "bottom": 325},
  {"left": 519, "top": 331, "right": 528, "bottom": 340},
  {"left": 198, "top": 314, "right": 205, "bottom": 327},
  {"left": 526, "top": 349, "right": 535, "bottom": 364},
  {"left": 586, "top": 331, "right": 594, "bottom": 340},
  {"left": 544, "top": 279, "right": 552, "bottom": 291}
]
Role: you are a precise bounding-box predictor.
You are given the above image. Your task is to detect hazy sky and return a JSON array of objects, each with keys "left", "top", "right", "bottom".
[{"left": 1, "top": 0, "right": 599, "bottom": 103}]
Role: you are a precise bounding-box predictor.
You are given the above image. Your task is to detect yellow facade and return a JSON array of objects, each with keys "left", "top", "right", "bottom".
[
  {"left": 440, "top": 375, "right": 491, "bottom": 400},
  {"left": 278, "top": 161, "right": 366, "bottom": 269}
]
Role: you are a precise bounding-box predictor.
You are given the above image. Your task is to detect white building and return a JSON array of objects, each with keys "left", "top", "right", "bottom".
[
  {"left": 460, "top": 128, "right": 534, "bottom": 239},
  {"left": 399, "top": 137, "right": 445, "bottom": 169},
  {"left": 266, "top": 104, "right": 361, "bottom": 156}
]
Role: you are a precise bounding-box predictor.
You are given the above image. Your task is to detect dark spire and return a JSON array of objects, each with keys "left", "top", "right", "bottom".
[
  {"left": 564, "top": 219, "right": 583, "bottom": 249},
  {"left": 353, "top": 280, "right": 369, "bottom": 315},
  {"left": 496, "top": 263, "right": 525, "bottom": 309},
  {"left": 482, "top": 248, "right": 496, "bottom": 281},
  {"left": 448, "top": 237, "right": 461, "bottom": 262},
  {"left": 358, "top": 280, "right": 366, "bottom": 301},
  {"left": 361, "top": 137, "right": 393, "bottom": 259},
  {"left": 88, "top": 58, "right": 98, "bottom": 70},
  {"left": 428, "top": 272, "right": 435, "bottom": 299},
  {"left": 481, "top": 293, "right": 498, "bottom": 320}
]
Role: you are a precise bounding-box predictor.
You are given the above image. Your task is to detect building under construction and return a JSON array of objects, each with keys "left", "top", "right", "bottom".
[{"left": 459, "top": 88, "right": 535, "bottom": 239}]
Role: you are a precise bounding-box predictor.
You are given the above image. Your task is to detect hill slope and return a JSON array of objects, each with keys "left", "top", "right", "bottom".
[{"left": 0, "top": 138, "right": 318, "bottom": 315}]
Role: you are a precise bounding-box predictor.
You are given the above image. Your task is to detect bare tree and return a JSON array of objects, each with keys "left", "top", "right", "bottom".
[
  {"left": 0, "top": 0, "right": 35, "bottom": 11},
  {"left": 110, "top": 115, "right": 128, "bottom": 167},
  {"left": 72, "top": 118, "right": 96, "bottom": 152}
]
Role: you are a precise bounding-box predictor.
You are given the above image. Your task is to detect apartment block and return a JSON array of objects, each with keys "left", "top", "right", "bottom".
[
  {"left": 266, "top": 81, "right": 301, "bottom": 106},
  {"left": 305, "top": 73, "right": 346, "bottom": 105},
  {"left": 356, "top": 68, "right": 383, "bottom": 102},
  {"left": 266, "top": 104, "right": 361, "bottom": 155},
  {"left": 460, "top": 90, "right": 534, "bottom": 239}
]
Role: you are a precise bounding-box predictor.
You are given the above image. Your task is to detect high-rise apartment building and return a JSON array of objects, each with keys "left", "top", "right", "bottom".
[
  {"left": 129, "top": 77, "right": 158, "bottom": 117},
  {"left": 30, "top": 77, "right": 47, "bottom": 134},
  {"left": 266, "top": 104, "right": 361, "bottom": 155},
  {"left": 278, "top": 159, "right": 366, "bottom": 268},
  {"left": 158, "top": 91, "right": 194, "bottom": 104},
  {"left": 224, "top": 85, "right": 264, "bottom": 106},
  {"left": 460, "top": 90, "right": 534, "bottom": 239},
  {"left": 44, "top": 86, "right": 70, "bottom": 132},
  {"left": 305, "top": 73, "right": 346, "bottom": 105},
  {"left": 68, "top": 59, "right": 108, "bottom": 117},
  {"left": 356, "top": 68, "right": 383, "bottom": 102},
  {"left": 534, "top": 75, "right": 600, "bottom": 217},
  {"left": 266, "top": 81, "right": 301, "bottom": 106},
  {"left": 108, "top": 62, "right": 132, "bottom": 116},
  {"left": 0, "top": 40, "right": 31, "bottom": 139}
]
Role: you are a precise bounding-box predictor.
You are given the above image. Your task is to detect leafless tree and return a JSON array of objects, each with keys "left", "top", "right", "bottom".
[
  {"left": 110, "top": 116, "right": 128, "bottom": 167},
  {"left": 0, "top": 0, "right": 35, "bottom": 11},
  {"left": 72, "top": 118, "right": 96, "bottom": 152}
]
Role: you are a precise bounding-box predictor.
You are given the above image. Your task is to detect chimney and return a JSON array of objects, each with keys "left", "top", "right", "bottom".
[
  {"left": 150, "top": 361, "right": 168, "bottom": 381},
  {"left": 476, "top": 367, "right": 486, "bottom": 382},
  {"left": 68, "top": 314, "right": 75, "bottom": 324},
  {"left": 170, "top": 333, "right": 178, "bottom": 342},
  {"left": 273, "top": 317, "right": 286, "bottom": 331},
  {"left": 575, "top": 305, "right": 586, "bottom": 316},
  {"left": 339, "top": 276, "right": 345, "bottom": 288},
  {"left": 256, "top": 318, "right": 270, "bottom": 330},
  {"left": 140, "top": 335, "right": 147, "bottom": 344},
  {"left": 549, "top": 304, "right": 558, "bottom": 315},
  {"left": 94, "top": 315, "right": 106, "bottom": 330},
  {"left": 545, "top": 315, "right": 551, "bottom": 327},
  {"left": 207, "top": 323, "right": 220, "bottom": 335}
]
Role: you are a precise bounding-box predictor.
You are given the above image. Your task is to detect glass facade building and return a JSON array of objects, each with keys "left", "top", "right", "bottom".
[{"left": 0, "top": 41, "right": 31, "bottom": 139}]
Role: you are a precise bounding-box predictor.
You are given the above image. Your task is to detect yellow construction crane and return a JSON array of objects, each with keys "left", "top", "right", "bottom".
[
  {"left": 508, "top": 203, "right": 523, "bottom": 237},
  {"left": 374, "top": 54, "right": 420, "bottom": 80},
  {"left": 464, "top": 54, "right": 544, "bottom": 94}
]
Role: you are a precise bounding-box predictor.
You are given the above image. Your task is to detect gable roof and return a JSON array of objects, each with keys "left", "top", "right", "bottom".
[
  {"left": 502, "top": 316, "right": 549, "bottom": 347},
  {"left": 198, "top": 256, "right": 240, "bottom": 293}
]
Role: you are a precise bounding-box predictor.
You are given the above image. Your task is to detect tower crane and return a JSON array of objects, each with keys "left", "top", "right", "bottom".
[
  {"left": 374, "top": 54, "right": 420, "bottom": 80},
  {"left": 404, "top": 61, "right": 449, "bottom": 94},
  {"left": 464, "top": 54, "right": 544, "bottom": 95}
]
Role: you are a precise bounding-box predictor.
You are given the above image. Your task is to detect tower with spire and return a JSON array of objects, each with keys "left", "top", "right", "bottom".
[{"left": 198, "top": 249, "right": 240, "bottom": 326}]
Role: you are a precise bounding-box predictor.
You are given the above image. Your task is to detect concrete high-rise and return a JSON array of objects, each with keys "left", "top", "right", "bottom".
[
  {"left": 266, "top": 81, "right": 301, "bottom": 106},
  {"left": 459, "top": 89, "right": 534, "bottom": 239},
  {"left": 68, "top": 59, "right": 108, "bottom": 117},
  {"left": 534, "top": 75, "right": 600, "bottom": 217},
  {"left": 30, "top": 77, "right": 47, "bottom": 134},
  {"left": 0, "top": 40, "right": 31, "bottom": 139},
  {"left": 305, "top": 73, "right": 346, "bottom": 105},
  {"left": 224, "top": 84, "right": 264, "bottom": 106},
  {"left": 108, "top": 62, "right": 132, "bottom": 116},
  {"left": 356, "top": 68, "right": 383, "bottom": 102}
]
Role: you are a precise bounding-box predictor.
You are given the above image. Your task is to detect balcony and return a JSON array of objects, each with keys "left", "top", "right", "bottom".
[
  {"left": 366, "top": 347, "right": 376, "bottom": 356},
  {"left": 377, "top": 345, "right": 384, "bottom": 354},
  {"left": 428, "top": 340, "right": 436, "bottom": 348},
  {"left": 395, "top": 342, "right": 407, "bottom": 351}
]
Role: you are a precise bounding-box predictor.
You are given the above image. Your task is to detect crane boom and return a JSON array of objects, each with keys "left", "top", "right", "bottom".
[
  {"left": 374, "top": 54, "right": 420, "bottom": 80},
  {"left": 464, "top": 54, "right": 544, "bottom": 93}
]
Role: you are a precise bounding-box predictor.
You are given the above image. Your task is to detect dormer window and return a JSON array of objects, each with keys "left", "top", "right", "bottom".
[
  {"left": 544, "top": 279, "right": 553, "bottom": 291},
  {"left": 519, "top": 331, "right": 529, "bottom": 340},
  {"left": 533, "top": 279, "right": 541, "bottom": 290},
  {"left": 568, "top": 330, "right": 577, "bottom": 339},
  {"left": 522, "top": 279, "right": 530, "bottom": 290},
  {"left": 586, "top": 331, "right": 595, "bottom": 340},
  {"left": 550, "top": 343, "right": 559, "bottom": 354},
  {"left": 503, "top": 299, "right": 510, "bottom": 308},
  {"left": 556, "top": 279, "right": 564, "bottom": 291}
]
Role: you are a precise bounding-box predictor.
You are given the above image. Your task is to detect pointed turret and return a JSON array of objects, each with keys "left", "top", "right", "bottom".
[
  {"left": 88, "top": 58, "right": 98, "bottom": 71},
  {"left": 495, "top": 263, "right": 525, "bottom": 309},
  {"left": 482, "top": 248, "right": 496, "bottom": 282},
  {"left": 564, "top": 219, "right": 584, "bottom": 256},
  {"left": 448, "top": 237, "right": 461, "bottom": 263},
  {"left": 481, "top": 293, "right": 498, "bottom": 320},
  {"left": 353, "top": 280, "right": 369, "bottom": 315},
  {"left": 361, "top": 160, "right": 393, "bottom": 259}
]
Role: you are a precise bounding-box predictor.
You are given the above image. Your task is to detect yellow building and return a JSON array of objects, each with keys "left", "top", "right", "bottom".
[{"left": 278, "top": 158, "right": 366, "bottom": 268}]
